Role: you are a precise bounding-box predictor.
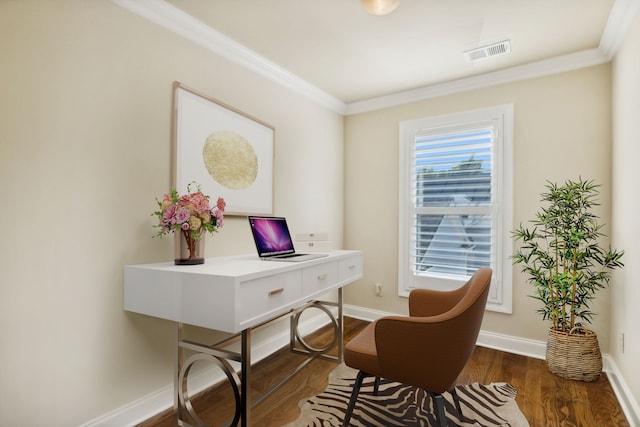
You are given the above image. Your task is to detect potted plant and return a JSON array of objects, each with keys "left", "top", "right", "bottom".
[{"left": 511, "top": 177, "right": 623, "bottom": 382}]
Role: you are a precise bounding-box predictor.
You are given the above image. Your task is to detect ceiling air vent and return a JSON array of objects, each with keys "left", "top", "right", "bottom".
[{"left": 464, "top": 40, "right": 511, "bottom": 62}]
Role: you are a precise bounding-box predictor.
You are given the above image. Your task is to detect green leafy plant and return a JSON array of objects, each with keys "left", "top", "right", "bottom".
[{"left": 511, "top": 178, "right": 624, "bottom": 332}]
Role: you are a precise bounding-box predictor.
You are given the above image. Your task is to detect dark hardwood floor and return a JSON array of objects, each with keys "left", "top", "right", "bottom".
[{"left": 137, "top": 317, "right": 629, "bottom": 427}]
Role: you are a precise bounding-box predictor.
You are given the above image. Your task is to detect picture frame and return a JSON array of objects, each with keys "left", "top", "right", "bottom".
[{"left": 171, "top": 81, "right": 275, "bottom": 216}]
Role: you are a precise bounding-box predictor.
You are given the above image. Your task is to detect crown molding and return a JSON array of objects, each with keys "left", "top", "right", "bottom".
[
  {"left": 599, "top": 0, "right": 640, "bottom": 60},
  {"left": 344, "top": 48, "right": 609, "bottom": 115},
  {"left": 112, "top": 0, "right": 636, "bottom": 117},
  {"left": 110, "top": 0, "right": 346, "bottom": 115}
]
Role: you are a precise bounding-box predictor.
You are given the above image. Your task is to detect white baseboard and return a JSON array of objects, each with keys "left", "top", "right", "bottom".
[
  {"left": 83, "top": 305, "right": 639, "bottom": 427},
  {"left": 606, "top": 358, "right": 640, "bottom": 427},
  {"left": 343, "top": 304, "right": 639, "bottom": 427}
]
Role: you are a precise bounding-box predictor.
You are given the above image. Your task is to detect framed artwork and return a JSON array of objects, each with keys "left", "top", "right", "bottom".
[{"left": 171, "top": 81, "right": 275, "bottom": 216}]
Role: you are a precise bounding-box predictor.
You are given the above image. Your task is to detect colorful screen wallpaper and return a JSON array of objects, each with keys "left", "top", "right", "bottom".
[{"left": 250, "top": 217, "right": 295, "bottom": 255}]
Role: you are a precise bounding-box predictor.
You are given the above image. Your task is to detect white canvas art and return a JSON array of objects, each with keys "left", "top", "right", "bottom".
[{"left": 172, "top": 82, "right": 274, "bottom": 215}]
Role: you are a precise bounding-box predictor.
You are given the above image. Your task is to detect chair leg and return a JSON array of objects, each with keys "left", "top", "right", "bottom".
[
  {"left": 373, "top": 376, "right": 380, "bottom": 396},
  {"left": 433, "top": 393, "right": 447, "bottom": 427},
  {"left": 343, "top": 371, "right": 366, "bottom": 427}
]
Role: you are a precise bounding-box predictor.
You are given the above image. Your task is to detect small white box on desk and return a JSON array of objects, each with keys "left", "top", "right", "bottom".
[
  {"left": 295, "top": 240, "right": 332, "bottom": 252},
  {"left": 295, "top": 232, "right": 330, "bottom": 252},
  {"left": 295, "top": 232, "right": 329, "bottom": 242}
]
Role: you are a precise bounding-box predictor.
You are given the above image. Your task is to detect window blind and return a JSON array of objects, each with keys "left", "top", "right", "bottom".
[{"left": 412, "top": 126, "right": 494, "bottom": 277}]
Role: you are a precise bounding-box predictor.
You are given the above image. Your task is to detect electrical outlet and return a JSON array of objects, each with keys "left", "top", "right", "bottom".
[{"left": 375, "top": 283, "right": 382, "bottom": 296}]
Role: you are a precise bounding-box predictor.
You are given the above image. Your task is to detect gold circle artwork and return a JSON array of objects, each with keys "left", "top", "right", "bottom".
[{"left": 202, "top": 130, "right": 258, "bottom": 190}]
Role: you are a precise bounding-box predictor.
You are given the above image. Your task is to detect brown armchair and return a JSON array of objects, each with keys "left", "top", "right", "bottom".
[{"left": 342, "top": 268, "right": 492, "bottom": 427}]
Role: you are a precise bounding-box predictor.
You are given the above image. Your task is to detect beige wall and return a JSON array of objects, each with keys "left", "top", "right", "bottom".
[
  {"left": 611, "top": 8, "right": 640, "bottom": 419},
  {"left": 344, "top": 64, "right": 614, "bottom": 346},
  {"left": 0, "top": 1, "right": 343, "bottom": 426},
  {"left": 2, "top": 1, "right": 639, "bottom": 425}
]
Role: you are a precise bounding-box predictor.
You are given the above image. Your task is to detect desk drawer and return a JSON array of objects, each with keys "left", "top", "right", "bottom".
[
  {"left": 238, "top": 270, "right": 302, "bottom": 325},
  {"left": 302, "top": 261, "right": 339, "bottom": 295},
  {"left": 339, "top": 256, "right": 363, "bottom": 282}
]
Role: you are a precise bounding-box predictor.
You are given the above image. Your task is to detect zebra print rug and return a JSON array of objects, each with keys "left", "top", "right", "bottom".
[{"left": 285, "top": 364, "right": 529, "bottom": 427}]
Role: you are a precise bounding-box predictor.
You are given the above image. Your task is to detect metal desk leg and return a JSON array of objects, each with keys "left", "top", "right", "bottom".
[
  {"left": 171, "top": 293, "right": 342, "bottom": 426},
  {"left": 338, "top": 287, "right": 344, "bottom": 362},
  {"left": 174, "top": 322, "right": 184, "bottom": 427},
  {"left": 241, "top": 329, "right": 251, "bottom": 427}
]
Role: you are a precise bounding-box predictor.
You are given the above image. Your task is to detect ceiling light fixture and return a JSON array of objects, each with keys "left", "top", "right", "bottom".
[{"left": 361, "top": 0, "right": 400, "bottom": 16}]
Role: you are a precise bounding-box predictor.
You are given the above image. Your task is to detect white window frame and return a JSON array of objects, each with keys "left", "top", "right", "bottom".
[{"left": 398, "top": 105, "right": 513, "bottom": 313}]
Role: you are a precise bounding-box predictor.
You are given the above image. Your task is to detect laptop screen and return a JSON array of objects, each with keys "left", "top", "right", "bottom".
[{"left": 248, "top": 216, "right": 296, "bottom": 257}]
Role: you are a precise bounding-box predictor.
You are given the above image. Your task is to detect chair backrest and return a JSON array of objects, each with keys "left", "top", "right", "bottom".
[{"left": 374, "top": 268, "right": 492, "bottom": 393}]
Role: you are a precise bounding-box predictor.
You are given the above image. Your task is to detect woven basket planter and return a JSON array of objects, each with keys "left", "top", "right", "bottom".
[{"left": 546, "top": 327, "right": 602, "bottom": 382}]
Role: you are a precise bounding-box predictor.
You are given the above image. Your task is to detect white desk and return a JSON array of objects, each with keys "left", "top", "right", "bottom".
[{"left": 124, "top": 250, "right": 362, "bottom": 426}]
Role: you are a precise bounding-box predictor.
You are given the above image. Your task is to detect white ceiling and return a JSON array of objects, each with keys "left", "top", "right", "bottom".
[{"left": 115, "top": 0, "right": 637, "bottom": 113}]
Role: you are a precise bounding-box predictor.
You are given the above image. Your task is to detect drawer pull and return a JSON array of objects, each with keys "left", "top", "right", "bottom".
[
  {"left": 317, "top": 273, "right": 328, "bottom": 281},
  {"left": 268, "top": 288, "right": 284, "bottom": 296},
  {"left": 349, "top": 264, "right": 356, "bottom": 270}
]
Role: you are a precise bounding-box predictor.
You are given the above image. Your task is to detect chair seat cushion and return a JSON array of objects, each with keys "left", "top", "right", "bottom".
[{"left": 344, "top": 320, "right": 382, "bottom": 377}]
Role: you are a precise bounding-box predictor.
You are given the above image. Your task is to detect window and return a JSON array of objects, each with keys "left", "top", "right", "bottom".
[{"left": 398, "top": 105, "right": 513, "bottom": 313}]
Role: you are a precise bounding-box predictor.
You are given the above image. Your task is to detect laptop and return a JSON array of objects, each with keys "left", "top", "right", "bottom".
[{"left": 248, "top": 216, "right": 328, "bottom": 262}]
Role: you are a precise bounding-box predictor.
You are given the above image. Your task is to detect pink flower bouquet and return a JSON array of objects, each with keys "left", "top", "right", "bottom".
[{"left": 153, "top": 182, "right": 226, "bottom": 241}]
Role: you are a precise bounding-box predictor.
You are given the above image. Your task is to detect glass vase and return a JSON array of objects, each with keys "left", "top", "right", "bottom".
[{"left": 174, "top": 229, "right": 205, "bottom": 265}]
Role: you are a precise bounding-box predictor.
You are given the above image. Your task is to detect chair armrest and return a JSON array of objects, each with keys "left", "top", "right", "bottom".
[
  {"left": 409, "top": 268, "right": 491, "bottom": 317},
  {"left": 409, "top": 286, "right": 468, "bottom": 317}
]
